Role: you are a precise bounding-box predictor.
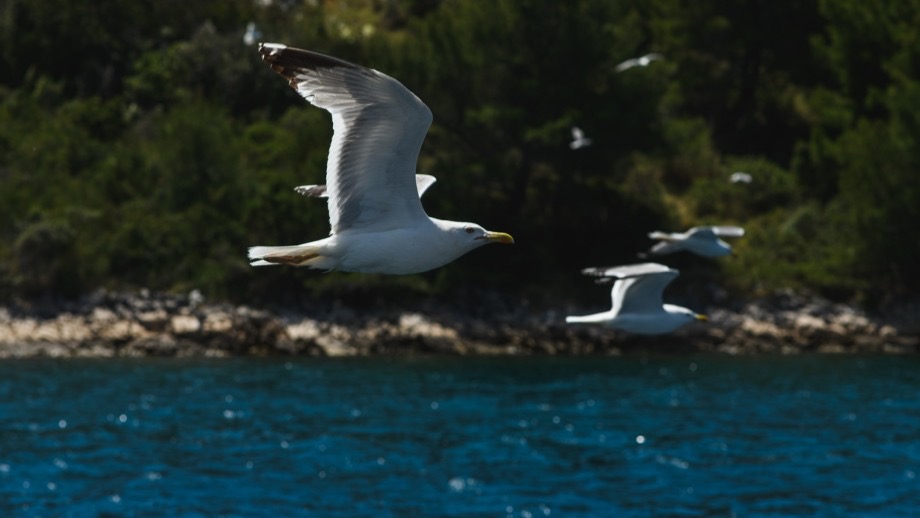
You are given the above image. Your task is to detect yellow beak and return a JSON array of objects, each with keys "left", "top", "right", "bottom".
[
  {"left": 695, "top": 313, "right": 709, "bottom": 322},
  {"left": 479, "top": 231, "right": 514, "bottom": 244}
]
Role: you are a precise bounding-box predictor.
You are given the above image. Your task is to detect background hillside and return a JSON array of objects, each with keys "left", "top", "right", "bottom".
[{"left": 1, "top": 0, "right": 918, "bottom": 308}]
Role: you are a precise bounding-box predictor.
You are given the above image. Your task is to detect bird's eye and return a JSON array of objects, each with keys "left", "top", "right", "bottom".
[{"left": 464, "top": 227, "right": 475, "bottom": 234}]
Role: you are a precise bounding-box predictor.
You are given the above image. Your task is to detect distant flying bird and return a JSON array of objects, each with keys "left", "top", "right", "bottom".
[
  {"left": 615, "top": 53, "right": 664, "bottom": 72},
  {"left": 295, "top": 174, "right": 437, "bottom": 199},
  {"left": 569, "top": 126, "right": 592, "bottom": 150},
  {"left": 243, "top": 22, "right": 262, "bottom": 46},
  {"left": 730, "top": 172, "right": 753, "bottom": 184},
  {"left": 565, "top": 263, "right": 707, "bottom": 334},
  {"left": 646, "top": 226, "right": 745, "bottom": 258},
  {"left": 248, "top": 44, "right": 513, "bottom": 273}
]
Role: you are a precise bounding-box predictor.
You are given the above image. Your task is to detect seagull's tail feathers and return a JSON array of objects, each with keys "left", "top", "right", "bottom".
[{"left": 248, "top": 243, "right": 331, "bottom": 269}]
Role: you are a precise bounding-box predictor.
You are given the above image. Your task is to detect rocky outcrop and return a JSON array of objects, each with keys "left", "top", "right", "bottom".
[{"left": 0, "top": 289, "right": 916, "bottom": 358}]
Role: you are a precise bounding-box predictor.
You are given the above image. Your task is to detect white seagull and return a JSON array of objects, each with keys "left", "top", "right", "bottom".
[
  {"left": 615, "top": 53, "right": 664, "bottom": 72},
  {"left": 248, "top": 44, "right": 513, "bottom": 273},
  {"left": 729, "top": 171, "right": 753, "bottom": 184},
  {"left": 569, "top": 126, "right": 592, "bottom": 150},
  {"left": 646, "top": 226, "right": 745, "bottom": 258},
  {"left": 294, "top": 174, "right": 437, "bottom": 199},
  {"left": 565, "top": 263, "right": 707, "bottom": 334},
  {"left": 243, "top": 22, "right": 262, "bottom": 46}
]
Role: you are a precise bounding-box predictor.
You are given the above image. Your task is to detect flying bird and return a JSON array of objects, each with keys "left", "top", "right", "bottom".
[
  {"left": 295, "top": 174, "right": 437, "bottom": 199},
  {"left": 615, "top": 53, "right": 664, "bottom": 72},
  {"left": 646, "top": 226, "right": 745, "bottom": 258},
  {"left": 730, "top": 172, "right": 753, "bottom": 184},
  {"left": 243, "top": 22, "right": 262, "bottom": 46},
  {"left": 248, "top": 44, "right": 513, "bottom": 273},
  {"left": 565, "top": 263, "right": 707, "bottom": 334},
  {"left": 569, "top": 126, "right": 592, "bottom": 150}
]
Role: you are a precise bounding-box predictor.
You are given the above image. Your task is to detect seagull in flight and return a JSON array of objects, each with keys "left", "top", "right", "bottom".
[
  {"left": 646, "top": 226, "right": 745, "bottom": 258},
  {"left": 729, "top": 171, "right": 753, "bottom": 184},
  {"left": 569, "top": 126, "right": 592, "bottom": 150},
  {"left": 615, "top": 53, "right": 664, "bottom": 72},
  {"left": 248, "top": 44, "right": 514, "bottom": 273},
  {"left": 243, "top": 22, "right": 262, "bottom": 46},
  {"left": 566, "top": 263, "right": 707, "bottom": 334}
]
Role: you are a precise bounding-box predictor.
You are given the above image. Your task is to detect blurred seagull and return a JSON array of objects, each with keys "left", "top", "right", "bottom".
[
  {"left": 295, "top": 174, "right": 437, "bottom": 199},
  {"left": 243, "top": 22, "right": 262, "bottom": 46},
  {"left": 565, "top": 263, "right": 707, "bottom": 334},
  {"left": 730, "top": 171, "right": 753, "bottom": 184},
  {"left": 248, "top": 44, "right": 513, "bottom": 273},
  {"left": 646, "top": 226, "right": 745, "bottom": 258},
  {"left": 615, "top": 53, "right": 664, "bottom": 72},
  {"left": 569, "top": 126, "right": 592, "bottom": 150}
]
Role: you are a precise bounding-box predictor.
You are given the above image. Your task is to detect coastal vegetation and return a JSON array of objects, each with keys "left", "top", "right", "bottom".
[{"left": 1, "top": 0, "right": 918, "bottom": 307}]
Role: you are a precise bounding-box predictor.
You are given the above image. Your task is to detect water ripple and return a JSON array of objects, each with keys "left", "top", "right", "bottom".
[{"left": 0, "top": 355, "right": 918, "bottom": 516}]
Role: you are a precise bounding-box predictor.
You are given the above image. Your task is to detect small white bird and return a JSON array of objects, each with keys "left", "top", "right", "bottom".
[
  {"left": 248, "top": 44, "right": 513, "bottom": 274},
  {"left": 615, "top": 53, "right": 664, "bottom": 72},
  {"left": 646, "top": 226, "right": 745, "bottom": 258},
  {"left": 565, "top": 263, "right": 707, "bottom": 335},
  {"left": 243, "top": 22, "right": 262, "bottom": 46},
  {"left": 295, "top": 174, "right": 437, "bottom": 199},
  {"left": 730, "top": 172, "right": 753, "bottom": 184},
  {"left": 569, "top": 126, "right": 592, "bottom": 150}
]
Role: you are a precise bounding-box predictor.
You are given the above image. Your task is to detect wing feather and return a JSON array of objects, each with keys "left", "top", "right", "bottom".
[
  {"left": 613, "top": 270, "right": 678, "bottom": 315},
  {"left": 580, "top": 263, "right": 678, "bottom": 315},
  {"left": 711, "top": 226, "right": 745, "bottom": 237},
  {"left": 582, "top": 262, "right": 673, "bottom": 280}
]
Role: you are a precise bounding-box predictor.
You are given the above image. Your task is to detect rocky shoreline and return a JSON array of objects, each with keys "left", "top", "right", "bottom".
[{"left": 0, "top": 290, "right": 917, "bottom": 358}]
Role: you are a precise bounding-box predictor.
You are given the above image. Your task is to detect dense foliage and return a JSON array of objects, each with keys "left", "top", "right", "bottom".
[{"left": 1, "top": 0, "right": 918, "bottom": 306}]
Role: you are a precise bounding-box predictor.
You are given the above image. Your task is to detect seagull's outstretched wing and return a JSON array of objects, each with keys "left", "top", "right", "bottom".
[
  {"left": 295, "top": 174, "right": 437, "bottom": 199},
  {"left": 581, "top": 262, "right": 673, "bottom": 280},
  {"left": 611, "top": 268, "right": 678, "bottom": 315},
  {"left": 645, "top": 230, "right": 684, "bottom": 255},
  {"left": 615, "top": 58, "right": 639, "bottom": 72},
  {"left": 260, "top": 43, "right": 432, "bottom": 234},
  {"left": 582, "top": 263, "right": 677, "bottom": 315},
  {"left": 711, "top": 226, "right": 745, "bottom": 238},
  {"left": 685, "top": 227, "right": 718, "bottom": 239},
  {"left": 294, "top": 184, "right": 329, "bottom": 197},
  {"left": 730, "top": 172, "right": 752, "bottom": 183}
]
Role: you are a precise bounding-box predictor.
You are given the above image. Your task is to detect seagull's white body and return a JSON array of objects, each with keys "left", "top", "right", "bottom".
[
  {"left": 730, "top": 172, "right": 753, "bottom": 184},
  {"left": 647, "top": 226, "right": 745, "bottom": 258},
  {"left": 243, "top": 22, "right": 262, "bottom": 46},
  {"left": 565, "top": 263, "right": 706, "bottom": 335},
  {"left": 248, "top": 44, "right": 513, "bottom": 274},
  {"left": 569, "top": 126, "right": 592, "bottom": 150},
  {"left": 615, "top": 53, "right": 664, "bottom": 72}
]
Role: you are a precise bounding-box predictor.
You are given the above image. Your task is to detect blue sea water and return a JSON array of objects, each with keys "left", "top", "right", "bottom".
[{"left": 1, "top": 355, "right": 919, "bottom": 517}]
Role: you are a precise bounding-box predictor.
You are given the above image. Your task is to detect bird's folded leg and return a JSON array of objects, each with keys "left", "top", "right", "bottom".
[{"left": 261, "top": 252, "right": 319, "bottom": 266}]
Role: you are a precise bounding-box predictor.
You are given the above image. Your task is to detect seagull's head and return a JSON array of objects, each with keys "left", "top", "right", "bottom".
[
  {"left": 441, "top": 221, "right": 514, "bottom": 251},
  {"left": 666, "top": 305, "right": 709, "bottom": 326}
]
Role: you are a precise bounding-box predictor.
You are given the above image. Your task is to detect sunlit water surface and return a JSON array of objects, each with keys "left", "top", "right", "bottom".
[{"left": 1, "top": 355, "right": 918, "bottom": 517}]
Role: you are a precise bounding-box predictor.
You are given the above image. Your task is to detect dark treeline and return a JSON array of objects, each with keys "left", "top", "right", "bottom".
[{"left": 1, "top": 0, "right": 918, "bottom": 307}]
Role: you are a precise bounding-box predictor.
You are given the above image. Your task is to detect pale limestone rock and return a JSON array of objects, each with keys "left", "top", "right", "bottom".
[
  {"left": 793, "top": 313, "right": 825, "bottom": 331},
  {"left": 170, "top": 315, "right": 201, "bottom": 334},
  {"left": 91, "top": 307, "right": 117, "bottom": 323},
  {"left": 739, "top": 319, "right": 784, "bottom": 337},
  {"left": 286, "top": 319, "right": 322, "bottom": 340},
  {"left": 203, "top": 312, "right": 233, "bottom": 333}
]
